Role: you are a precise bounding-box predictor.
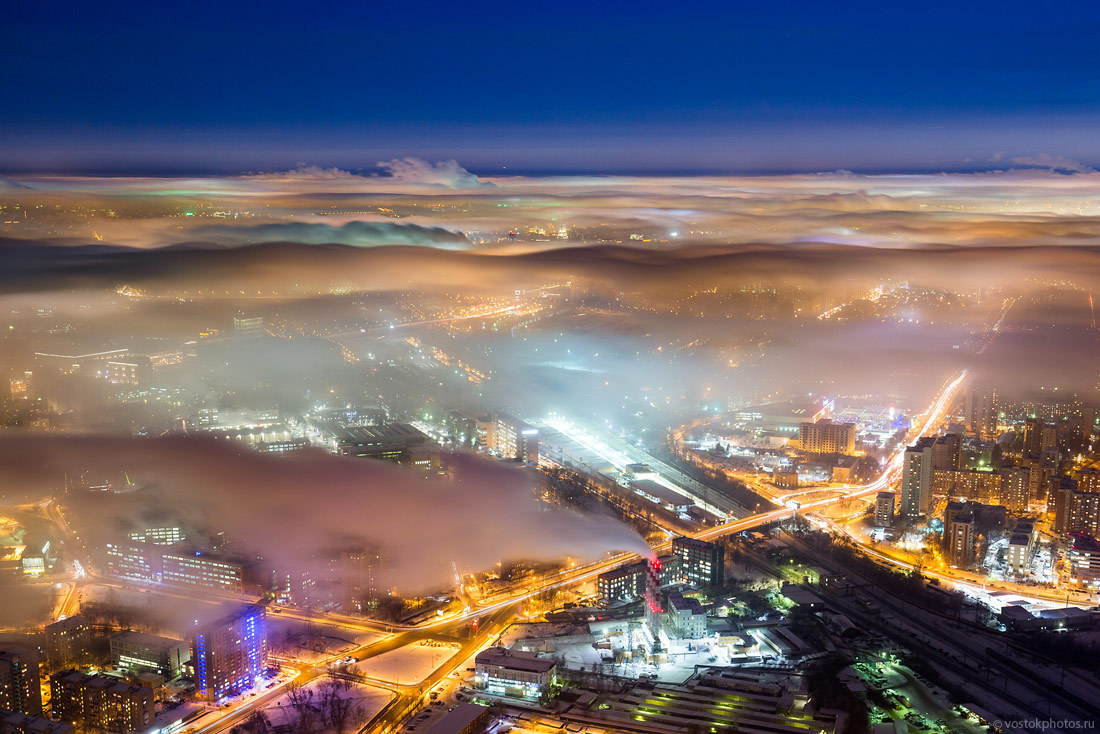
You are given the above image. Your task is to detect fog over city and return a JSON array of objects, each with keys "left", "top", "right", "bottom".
[{"left": 4, "top": 161, "right": 1100, "bottom": 729}]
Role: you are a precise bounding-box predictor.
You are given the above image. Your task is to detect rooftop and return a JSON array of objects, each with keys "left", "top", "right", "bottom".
[
  {"left": 420, "top": 703, "right": 488, "bottom": 734},
  {"left": 476, "top": 647, "right": 556, "bottom": 674}
]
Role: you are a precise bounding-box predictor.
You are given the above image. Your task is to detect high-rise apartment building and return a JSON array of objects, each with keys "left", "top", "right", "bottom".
[
  {"left": 191, "top": 605, "right": 268, "bottom": 701},
  {"left": 943, "top": 508, "right": 975, "bottom": 567},
  {"left": 49, "top": 672, "right": 154, "bottom": 734},
  {"left": 43, "top": 616, "right": 91, "bottom": 671},
  {"left": 932, "top": 433, "right": 961, "bottom": 470},
  {"left": 874, "top": 491, "right": 895, "bottom": 527},
  {"left": 999, "top": 465, "right": 1032, "bottom": 512},
  {"left": 1067, "top": 533, "right": 1100, "bottom": 590},
  {"left": 796, "top": 420, "right": 856, "bottom": 455},
  {"left": 900, "top": 437, "right": 935, "bottom": 518},
  {"left": 965, "top": 385, "right": 997, "bottom": 436},
  {"left": 0, "top": 650, "right": 40, "bottom": 716}
]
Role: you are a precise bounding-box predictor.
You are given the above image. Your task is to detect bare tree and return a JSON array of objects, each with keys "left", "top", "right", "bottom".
[
  {"left": 318, "top": 678, "right": 363, "bottom": 734},
  {"left": 285, "top": 679, "right": 319, "bottom": 734},
  {"left": 243, "top": 709, "right": 272, "bottom": 734}
]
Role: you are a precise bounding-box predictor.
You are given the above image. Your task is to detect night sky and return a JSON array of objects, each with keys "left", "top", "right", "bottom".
[{"left": 4, "top": 0, "right": 1100, "bottom": 174}]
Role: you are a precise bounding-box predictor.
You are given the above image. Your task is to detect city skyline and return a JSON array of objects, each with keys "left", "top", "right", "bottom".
[{"left": 3, "top": 4, "right": 1100, "bottom": 734}]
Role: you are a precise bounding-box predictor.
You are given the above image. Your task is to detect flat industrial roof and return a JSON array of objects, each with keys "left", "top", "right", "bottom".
[
  {"left": 421, "top": 703, "right": 487, "bottom": 734},
  {"left": 476, "top": 647, "right": 556, "bottom": 673},
  {"left": 329, "top": 423, "right": 426, "bottom": 442}
]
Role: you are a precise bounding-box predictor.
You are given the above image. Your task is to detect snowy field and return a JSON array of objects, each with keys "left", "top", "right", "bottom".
[
  {"left": 350, "top": 641, "right": 460, "bottom": 684},
  {"left": 261, "top": 679, "right": 393, "bottom": 734}
]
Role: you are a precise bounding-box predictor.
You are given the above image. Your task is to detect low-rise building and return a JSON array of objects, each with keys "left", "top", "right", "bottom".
[
  {"left": 1004, "top": 519, "right": 1035, "bottom": 577},
  {"left": 418, "top": 703, "right": 487, "bottom": 734},
  {"left": 664, "top": 592, "right": 706, "bottom": 639},
  {"left": 596, "top": 555, "right": 680, "bottom": 605},
  {"left": 1066, "top": 532, "right": 1100, "bottom": 590},
  {"left": 474, "top": 647, "right": 556, "bottom": 701},
  {"left": 110, "top": 631, "right": 190, "bottom": 679}
]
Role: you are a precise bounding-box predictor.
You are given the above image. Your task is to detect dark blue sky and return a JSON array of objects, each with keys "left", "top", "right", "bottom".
[{"left": 4, "top": 0, "right": 1100, "bottom": 174}]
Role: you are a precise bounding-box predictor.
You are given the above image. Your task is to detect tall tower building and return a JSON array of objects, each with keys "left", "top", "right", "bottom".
[
  {"left": 900, "top": 437, "right": 935, "bottom": 518},
  {"left": 944, "top": 512, "right": 975, "bottom": 567},
  {"left": 932, "top": 433, "right": 961, "bottom": 470},
  {"left": 874, "top": 491, "right": 896, "bottom": 527},
  {"left": 0, "top": 648, "right": 42, "bottom": 715},
  {"left": 191, "top": 604, "right": 267, "bottom": 701},
  {"left": 999, "top": 465, "right": 1031, "bottom": 512},
  {"left": 965, "top": 385, "right": 997, "bottom": 437},
  {"left": 1022, "top": 418, "right": 1045, "bottom": 455}
]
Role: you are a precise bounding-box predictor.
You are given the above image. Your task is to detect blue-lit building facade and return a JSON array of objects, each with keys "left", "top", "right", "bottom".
[{"left": 191, "top": 605, "right": 267, "bottom": 701}]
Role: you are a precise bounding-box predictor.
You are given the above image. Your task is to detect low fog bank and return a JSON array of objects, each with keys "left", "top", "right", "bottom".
[{"left": 0, "top": 434, "right": 651, "bottom": 592}]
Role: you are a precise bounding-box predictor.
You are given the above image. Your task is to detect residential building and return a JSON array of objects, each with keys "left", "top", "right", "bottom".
[
  {"left": 0, "top": 710, "right": 74, "bottom": 734},
  {"left": 191, "top": 605, "right": 268, "bottom": 701},
  {"left": 49, "top": 672, "right": 154, "bottom": 734},
  {"left": 1005, "top": 519, "right": 1035, "bottom": 577},
  {"left": 965, "top": 385, "right": 997, "bottom": 436},
  {"left": 943, "top": 503, "right": 975, "bottom": 567},
  {"left": 900, "top": 437, "right": 935, "bottom": 518},
  {"left": 44, "top": 617, "right": 91, "bottom": 670},
  {"left": 932, "top": 468, "right": 1002, "bottom": 503},
  {"left": 796, "top": 420, "right": 855, "bottom": 455},
  {"left": 932, "top": 433, "right": 961, "bottom": 470},
  {"left": 0, "top": 650, "right": 40, "bottom": 716},
  {"left": 874, "top": 491, "right": 895, "bottom": 527},
  {"left": 999, "top": 466, "right": 1032, "bottom": 512}
]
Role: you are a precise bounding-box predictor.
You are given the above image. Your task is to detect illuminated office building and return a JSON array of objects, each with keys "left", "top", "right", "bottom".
[
  {"left": 110, "top": 631, "right": 189, "bottom": 678},
  {"left": 479, "top": 414, "right": 539, "bottom": 464},
  {"left": 671, "top": 536, "right": 723, "bottom": 588},
  {"left": 474, "top": 647, "right": 556, "bottom": 701}
]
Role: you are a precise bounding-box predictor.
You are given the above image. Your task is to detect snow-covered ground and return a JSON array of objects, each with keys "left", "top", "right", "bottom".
[
  {"left": 268, "top": 617, "right": 385, "bottom": 664},
  {"left": 350, "top": 640, "right": 460, "bottom": 685},
  {"left": 260, "top": 678, "right": 392, "bottom": 734}
]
